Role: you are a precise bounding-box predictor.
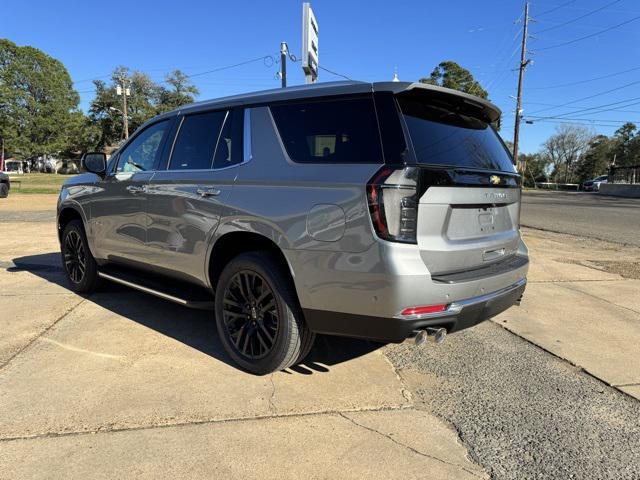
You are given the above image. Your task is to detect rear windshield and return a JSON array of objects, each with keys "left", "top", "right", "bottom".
[{"left": 398, "top": 97, "right": 515, "bottom": 172}]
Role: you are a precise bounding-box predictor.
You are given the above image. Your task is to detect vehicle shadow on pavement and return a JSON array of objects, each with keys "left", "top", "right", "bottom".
[{"left": 8, "top": 252, "right": 382, "bottom": 374}]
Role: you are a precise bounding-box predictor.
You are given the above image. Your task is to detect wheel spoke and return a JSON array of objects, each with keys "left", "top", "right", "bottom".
[{"left": 258, "top": 322, "right": 274, "bottom": 344}]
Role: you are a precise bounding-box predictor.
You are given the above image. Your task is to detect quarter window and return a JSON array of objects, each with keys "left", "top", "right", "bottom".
[
  {"left": 270, "top": 97, "right": 383, "bottom": 164},
  {"left": 117, "top": 120, "right": 169, "bottom": 173},
  {"left": 169, "top": 111, "right": 227, "bottom": 170}
]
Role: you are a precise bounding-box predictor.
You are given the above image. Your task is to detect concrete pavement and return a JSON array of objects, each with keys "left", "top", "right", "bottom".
[{"left": 1, "top": 195, "right": 487, "bottom": 479}]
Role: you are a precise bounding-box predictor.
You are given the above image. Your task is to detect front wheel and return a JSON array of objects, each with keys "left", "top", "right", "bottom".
[
  {"left": 60, "top": 219, "right": 99, "bottom": 293},
  {"left": 214, "top": 252, "right": 315, "bottom": 375}
]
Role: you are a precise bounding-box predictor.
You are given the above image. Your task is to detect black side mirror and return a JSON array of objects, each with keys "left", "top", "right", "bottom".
[{"left": 82, "top": 152, "right": 107, "bottom": 176}]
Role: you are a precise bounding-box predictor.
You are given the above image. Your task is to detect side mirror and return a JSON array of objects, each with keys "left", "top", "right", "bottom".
[{"left": 82, "top": 152, "right": 107, "bottom": 176}]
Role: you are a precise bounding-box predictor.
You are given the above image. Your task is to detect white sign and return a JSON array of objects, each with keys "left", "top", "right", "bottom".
[{"left": 302, "top": 2, "right": 318, "bottom": 82}]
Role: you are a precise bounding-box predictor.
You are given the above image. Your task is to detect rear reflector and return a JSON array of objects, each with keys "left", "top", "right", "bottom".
[{"left": 399, "top": 304, "right": 448, "bottom": 316}]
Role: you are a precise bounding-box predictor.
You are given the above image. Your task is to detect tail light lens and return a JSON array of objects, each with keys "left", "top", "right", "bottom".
[{"left": 367, "top": 167, "right": 419, "bottom": 244}]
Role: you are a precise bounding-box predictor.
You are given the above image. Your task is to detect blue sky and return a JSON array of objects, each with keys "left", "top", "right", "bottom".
[{"left": 3, "top": 0, "right": 640, "bottom": 153}]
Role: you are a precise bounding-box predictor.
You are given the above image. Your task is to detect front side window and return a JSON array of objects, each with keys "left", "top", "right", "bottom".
[
  {"left": 117, "top": 120, "right": 169, "bottom": 173},
  {"left": 270, "top": 97, "right": 383, "bottom": 164},
  {"left": 169, "top": 111, "right": 227, "bottom": 170}
]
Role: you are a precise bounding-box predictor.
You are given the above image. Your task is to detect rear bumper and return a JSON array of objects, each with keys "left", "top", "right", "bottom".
[{"left": 304, "top": 278, "right": 526, "bottom": 343}]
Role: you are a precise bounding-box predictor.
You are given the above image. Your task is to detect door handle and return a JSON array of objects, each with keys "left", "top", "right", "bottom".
[
  {"left": 126, "top": 185, "right": 146, "bottom": 194},
  {"left": 196, "top": 187, "right": 221, "bottom": 197}
]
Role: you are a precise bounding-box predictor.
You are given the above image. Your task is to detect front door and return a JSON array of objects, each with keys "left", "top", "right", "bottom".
[{"left": 91, "top": 119, "right": 172, "bottom": 265}]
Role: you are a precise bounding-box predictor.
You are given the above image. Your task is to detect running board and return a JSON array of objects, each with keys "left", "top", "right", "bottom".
[{"left": 97, "top": 271, "right": 214, "bottom": 310}]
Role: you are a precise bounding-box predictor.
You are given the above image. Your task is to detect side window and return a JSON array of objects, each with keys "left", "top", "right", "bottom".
[
  {"left": 270, "top": 97, "right": 383, "bottom": 164},
  {"left": 212, "top": 108, "right": 243, "bottom": 169},
  {"left": 117, "top": 120, "right": 169, "bottom": 173},
  {"left": 169, "top": 111, "right": 226, "bottom": 170}
]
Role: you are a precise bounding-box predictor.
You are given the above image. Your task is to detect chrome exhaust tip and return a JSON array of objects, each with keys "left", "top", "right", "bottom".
[{"left": 414, "top": 328, "right": 447, "bottom": 346}]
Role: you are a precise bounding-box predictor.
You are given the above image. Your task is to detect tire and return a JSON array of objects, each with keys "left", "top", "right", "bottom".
[
  {"left": 0, "top": 183, "right": 8, "bottom": 198},
  {"left": 214, "top": 251, "right": 315, "bottom": 375},
  {"left": 60, "top": 219, "right": 99, "bottom": 293}
]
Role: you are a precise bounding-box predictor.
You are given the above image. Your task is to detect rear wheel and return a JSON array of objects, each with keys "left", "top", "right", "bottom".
[
  {"left": 214, "top": 252, "right": 315, "bottom": 375},
  {"left": 61, "top": 219, "right": 99, "bottom": 293},
  {"left": 0, "top": 183, "right": 8, "bottom": 198}
]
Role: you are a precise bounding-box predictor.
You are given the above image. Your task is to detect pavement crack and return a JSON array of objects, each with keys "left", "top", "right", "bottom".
[
  {"left": 338, "top": 412, "right": 485, "bottom": 479},
  {"left": 0, "top": 298, "right": 86, "bottom": 372},
  {"left": 558, "top": 283, "right": 640, "bottom": 316},
  {"left": 268, "top": 374, "right": 277, "bottom": 412}
]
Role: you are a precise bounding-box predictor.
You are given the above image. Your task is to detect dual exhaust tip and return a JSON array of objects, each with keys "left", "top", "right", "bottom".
[{"left": 414, "top": 327, "right": 447, "bottom": 346}]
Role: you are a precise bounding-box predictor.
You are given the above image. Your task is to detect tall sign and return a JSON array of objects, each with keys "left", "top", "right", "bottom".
[{"left": 301, "top": 3, "right": 318, "bottom": 84}]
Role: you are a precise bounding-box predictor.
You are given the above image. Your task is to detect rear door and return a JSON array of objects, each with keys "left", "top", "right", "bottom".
[
  {"left": 397, "top": 92, "right": 522, "bottom": 275},
  {"left": 146, "top": 107, "right": 243, "bottom": 283}
]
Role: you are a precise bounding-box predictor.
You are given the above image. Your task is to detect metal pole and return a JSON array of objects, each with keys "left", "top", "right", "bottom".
[
  {"left": 280, "top": 42, "right": 288, "bottom": 88},
  {"left": 513, "top": 2, "right": 530, "bottom": 173}
]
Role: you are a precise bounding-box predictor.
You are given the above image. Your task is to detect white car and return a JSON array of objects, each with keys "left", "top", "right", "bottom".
[{"left": 582, "top": 175, "right": 608, "bottom": 192}]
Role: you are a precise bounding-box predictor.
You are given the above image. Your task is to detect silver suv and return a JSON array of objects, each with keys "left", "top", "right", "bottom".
[{"left": 58, "top": 81, "right": 528, "bottom": 374}]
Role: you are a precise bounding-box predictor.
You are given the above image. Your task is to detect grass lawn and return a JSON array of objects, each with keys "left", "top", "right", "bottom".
[{"left": 8, "top": 173, "right": 77, "bottom": 194}]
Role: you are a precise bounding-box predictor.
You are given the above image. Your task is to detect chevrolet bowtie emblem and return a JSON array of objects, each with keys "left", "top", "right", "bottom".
[{"left": 490, "top": 175, "right": 501, "bottom": 185}]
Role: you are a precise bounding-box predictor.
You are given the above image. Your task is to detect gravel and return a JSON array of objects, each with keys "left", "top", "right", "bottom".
[{"left": 385, "top": 321, "right": 640, "bottom": 480}]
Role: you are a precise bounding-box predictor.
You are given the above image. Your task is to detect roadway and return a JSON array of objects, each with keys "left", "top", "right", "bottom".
[{"left": 520, "top": 190, "right": 640, "bottom": 246}]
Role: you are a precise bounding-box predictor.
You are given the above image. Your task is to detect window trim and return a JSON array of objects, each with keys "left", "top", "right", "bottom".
[
  {"left": 161, "top": 107, "right": 248, "bottom": 173},
  {"left": 268, "top": 94, "right": 385, "bottom": 165},
  {"left": 113, "top": 118, "right": 172, "bottom": 174}
]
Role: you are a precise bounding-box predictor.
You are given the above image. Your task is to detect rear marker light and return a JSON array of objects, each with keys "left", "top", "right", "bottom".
[{"left": 399, "top": 304, "right": 448, "bottom": 316}]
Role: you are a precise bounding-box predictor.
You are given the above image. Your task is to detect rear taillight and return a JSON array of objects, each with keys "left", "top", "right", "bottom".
[{"left": 366, "top": 166, "right": 419, "bottom": 244}]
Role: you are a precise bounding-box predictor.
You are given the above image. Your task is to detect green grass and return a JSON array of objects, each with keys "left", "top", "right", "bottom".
[{"left": 8, "top": 173, "right": 77, "bottom": 194}]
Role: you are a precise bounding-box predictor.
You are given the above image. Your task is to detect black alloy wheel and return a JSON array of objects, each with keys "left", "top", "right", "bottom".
[
  {"left": 222, "top": 270, "right": 279, "bottom": 360},
  {"left": 64, "top": 229, "right": 87, "bottom": 284}
]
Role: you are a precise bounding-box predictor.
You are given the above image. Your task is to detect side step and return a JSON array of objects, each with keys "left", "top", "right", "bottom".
[{"left": 97, "top": 269, "right": 214, "bottom": 310}]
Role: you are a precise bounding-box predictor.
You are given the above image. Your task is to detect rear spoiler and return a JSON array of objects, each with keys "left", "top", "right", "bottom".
[{"left": 373, "top": 81, "right": 502, "bottom": 124}]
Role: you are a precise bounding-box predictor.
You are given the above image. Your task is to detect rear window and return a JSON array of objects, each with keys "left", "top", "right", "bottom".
[
  {"left": 398, "top": 97, "right": 515, "bottom": 172},
  {"left": 169, "top": 111, "right": 227, "bottom": 170},
  {"left": 270, "top": 97, "right": 383, "bottom": 164}
]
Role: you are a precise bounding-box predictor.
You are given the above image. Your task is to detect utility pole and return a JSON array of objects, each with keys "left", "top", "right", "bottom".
[
  {"left": 116, "top": 75, "right": 130, "bottom": 139},
  {"left": 513, "top": 1, "right": 531, "bottom": 174},
  {"left": 280, "top": 42, "right": 288, "bottom": 88}
]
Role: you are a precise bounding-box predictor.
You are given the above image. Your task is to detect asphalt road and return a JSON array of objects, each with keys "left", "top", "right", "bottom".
[
  {"left": 521, "top": 191, "right": 640, "bottom": 246},
  {"left": 386, "top": 321, "right": 640, "bottom": 480}
]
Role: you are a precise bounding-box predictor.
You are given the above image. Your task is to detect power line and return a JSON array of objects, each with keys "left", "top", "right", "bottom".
[
  {"left": 527, "top": 115, "right": 638, "bottom": 123},
  {"left": 524, "top": 100, "right": 640, "bottom": 114},
  {"left": 531, "top": 97, "right": 640, "bottom": 119},
  {"left": 528, "top": 65, "right": 640, "bottom": 89},
  {"left": 534, "top": 0, "right": 579, "bottom": 17},
  {"left": 528, "top": 79, "right": 640, "bottom": 114},
  {"left": 535, "top": 14, "right": 640, "bottom": 50},
  {"left": 318, "top": 65, "right": 352, "bottom": 81},
  {"left": 533, "top": 0, "right": 621, "bottom": 34}
]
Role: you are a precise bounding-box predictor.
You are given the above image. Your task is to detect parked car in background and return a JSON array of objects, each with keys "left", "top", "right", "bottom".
[
  {"left": 57, "top": 81, "right": 529, "bottom": 375},
  {"left": 582, "top": 175, "right": 608, "bottom": 191},
  {"left": 0, "top": 171, "right": 10, "bottom": 198},
  {"left": 4, "top": 160, "right": 24, "bottom": 175}
]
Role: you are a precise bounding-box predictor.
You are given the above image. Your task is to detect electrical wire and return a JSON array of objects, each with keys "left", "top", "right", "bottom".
[
  {"left": 533, "top": 0, "right": 621, "bottom": 34},
  {"left": 534, "top": 0, "right": 579, "bottom": 18},
  {"left": 528, "top": 65, "right": 640, "bottom": 89},
  {"left": 528, "top": 80, "right": 640, "bottom": 114},
  {"left": 318, "top": 65, "right": 352, "bottom": 81},
  {"left": 530, "top": 97, "right": 640, "bottom": 120},
  {"left": 535, "top": 14, "right": 640, "bottom": 50}
]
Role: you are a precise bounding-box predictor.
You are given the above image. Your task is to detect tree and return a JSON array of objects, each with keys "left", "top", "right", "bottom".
[
  {"left": 574, "top": 135, "right": 612, "bottom": 183},
  {"left": 611, "top": 122, "right": 639, "bottom": 167},
  {"left": 541, "top": 125, "right": 593, "bottom": 184},
  {"left": 0, "top": 39, "right": 84, "bottom": 159},
  {"left": 420, "top": 61, "right": 489, "bottom": 99},
  {"left": 157, "top": 70, "right": 199, "bottom": 113},
  {"left": 520, "top": 152, "right": 551, "bottom": 187}
]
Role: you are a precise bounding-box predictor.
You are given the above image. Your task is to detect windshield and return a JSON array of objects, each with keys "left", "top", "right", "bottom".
[{"left": 398, "top": 97, "right": 516, "bottom": 173}]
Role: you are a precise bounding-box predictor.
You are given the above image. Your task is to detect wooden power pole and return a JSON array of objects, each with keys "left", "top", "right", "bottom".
[
  {"left": 116, "top": 75, "right": 130, "bottom": 139},
  {"left": 513, "top": 2, "right": 531, "bottom": 173}
]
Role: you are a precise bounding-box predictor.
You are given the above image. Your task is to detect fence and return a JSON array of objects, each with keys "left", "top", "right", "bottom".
[{"left": 609, "top": 165, "right": 640, "bottom": 185}]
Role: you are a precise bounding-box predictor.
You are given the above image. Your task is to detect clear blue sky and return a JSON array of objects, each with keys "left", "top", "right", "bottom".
[{"left": 4, "top": 0, "right": 640, "bottom": 153}]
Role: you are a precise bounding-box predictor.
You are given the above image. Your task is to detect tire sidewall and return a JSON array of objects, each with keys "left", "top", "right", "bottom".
[
  {"left": 61, "top": 220, "right": 97, "bottom": 292},
  {"left": 214, "top": 253, "right": 298, "bottom": 375}
]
